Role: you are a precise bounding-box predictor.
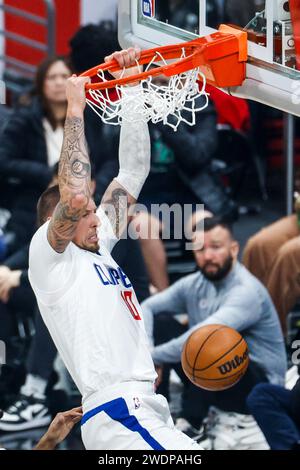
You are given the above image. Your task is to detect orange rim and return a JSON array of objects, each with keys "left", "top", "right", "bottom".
[{"left": 80, "top": 25, "right": 247, "bottom": 90}]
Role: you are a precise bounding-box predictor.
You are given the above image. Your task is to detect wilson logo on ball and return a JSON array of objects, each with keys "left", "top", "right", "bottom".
[
  {"left": 218, "top": 349, "right": 249, "bottom": 375},
  {"left": 181, "top": 324, "right": 250, "bottom": 391}
]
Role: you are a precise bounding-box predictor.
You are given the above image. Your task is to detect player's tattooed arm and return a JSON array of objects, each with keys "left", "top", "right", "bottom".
[
  {"left": 99, "top": 48, "right": 148, "bottom": 240},
  {"left": 48, "top": 115, "right": 91, "bottom": 253},
  {"left": 47, "top": 75, "right": 91, "bottom": 253},
  {"left": 100, "top": 180, "right": 135, "bottom": 239}
]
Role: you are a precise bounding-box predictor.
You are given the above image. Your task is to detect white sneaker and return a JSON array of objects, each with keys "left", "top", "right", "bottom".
[
  {"left": 205, "top": 407, "right": 269, "bottom": 450},
  {"left": 175, "top": 417, "right": 214, "bottom": 449},
  {"left": 175, "top": 417, "right": 204, "bottom": 439}
]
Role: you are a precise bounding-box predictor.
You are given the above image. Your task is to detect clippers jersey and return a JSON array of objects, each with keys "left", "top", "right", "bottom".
[{"left": 28, "top": 209, "right": 156, "bottom": 402}]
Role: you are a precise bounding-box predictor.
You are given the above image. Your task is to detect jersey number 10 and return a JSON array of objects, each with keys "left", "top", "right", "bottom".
[{"left": 121, "top": 290, "right": 142, "bottom": 321}]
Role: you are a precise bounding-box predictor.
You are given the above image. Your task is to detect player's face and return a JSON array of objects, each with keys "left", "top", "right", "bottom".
[
  {"left": 193, "top": 226, "right": 239, "bottom": 281},
  {"left": 73, "top": 199, "right": 100, "bottom": 253},
  {"left": 43, "top": 60, "right": 71, "bottom": 104}
]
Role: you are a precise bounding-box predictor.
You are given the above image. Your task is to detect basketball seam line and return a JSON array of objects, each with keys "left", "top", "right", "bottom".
[
  {"left": 191, "top": 366, "right": 248, "bottom": 381},
  {"left": 193, "top": 337, "right": 244, "bottom": 372},
  {"left": 190, "top": 325, "right": 227, "bottom": 382}
]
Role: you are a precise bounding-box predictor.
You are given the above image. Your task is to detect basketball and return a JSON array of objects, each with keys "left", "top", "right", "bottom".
[{"left": 181, "top": 324, "right": 249, "bottom": 391}]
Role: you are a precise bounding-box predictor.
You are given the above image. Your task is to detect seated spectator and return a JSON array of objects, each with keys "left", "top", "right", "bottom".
[
  {"left": 142, "top": 217, "right": 287, "bottom": 435},
  {"left": 0, "top": 56, "right": 72, "bottom": 253},
  {"left": 247, "top": 378, "right": 300, "bottom": 450},
  {"left": 0, "top": 244, "right": 35, "bottom": 345},
  {"left": 0, "top": 184, "right": 150, "bottom": 431},
  {"left": 0, "top": 50, "right": 118, "bottom": 255},
  {"left": 242, "top": 203, "right": 300, "bottom": 335},
  {"left": 131, "top": 94, "right": 238, "bottom": 291}
]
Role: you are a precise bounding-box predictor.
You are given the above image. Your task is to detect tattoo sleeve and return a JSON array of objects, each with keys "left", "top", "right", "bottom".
[
  {"left": 58, "top": 117, "right": 91, "bottom": 200},
  {"left": 48, "top": 116, "right": 92, "bottom": 253},
  {"left": 101, "top": 180, "right": 134, "bottom": 239}
]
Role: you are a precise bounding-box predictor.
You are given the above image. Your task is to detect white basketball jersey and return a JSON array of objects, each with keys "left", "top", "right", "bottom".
[{"left": 28, "top": 212, "right": 156, "bottom": 402}]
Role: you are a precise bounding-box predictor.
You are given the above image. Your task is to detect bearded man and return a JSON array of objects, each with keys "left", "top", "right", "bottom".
[{"left": 142, "top": 216, "right": 287, "bottom": 436}]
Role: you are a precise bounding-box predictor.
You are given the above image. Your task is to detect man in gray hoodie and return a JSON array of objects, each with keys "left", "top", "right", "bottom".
[{"left": 142, "top": 216, "right": 287, "bottom": 433}]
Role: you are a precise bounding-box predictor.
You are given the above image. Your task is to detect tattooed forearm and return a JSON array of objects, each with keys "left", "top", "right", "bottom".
[
  {"left": 47, "top": 201, "right": 84, "bottom": 253},
  {"left": 101, "top": 184, "right": 130, "bottom": 238},
  {"left": 47, "top": 116, "right": 92, "bottom": 253},
  {"left": 58, "top": 117, "right": 91, "bottom": 203}
]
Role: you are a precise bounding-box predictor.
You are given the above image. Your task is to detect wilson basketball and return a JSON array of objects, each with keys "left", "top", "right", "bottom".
[{"left": 181, "top": 324, "right": 249, "bottom": 391}]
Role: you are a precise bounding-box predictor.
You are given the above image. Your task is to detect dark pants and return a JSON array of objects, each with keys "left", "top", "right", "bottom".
[
  {"left": 247, "top": 383, "right": 300, "bottom": 450},
  {"left": 0, "top": 284, "right": 36, "bottom": 343},
  {"left": 154, "top": 314, "right": 267, "bottom": 428},
  {"left": 0, "top": 289, "right": 58, "bottom": 383},
  {"left": 26, "top": 308, "right": 56, "bottom": 381}
]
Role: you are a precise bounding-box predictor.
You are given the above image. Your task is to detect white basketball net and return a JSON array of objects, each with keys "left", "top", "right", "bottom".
[{"left": 86, "top": 49, "right": 209, "bottom": 131}]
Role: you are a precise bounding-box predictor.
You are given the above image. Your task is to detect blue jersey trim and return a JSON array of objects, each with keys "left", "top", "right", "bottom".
[{"left": 81, "top": 397, "right": 165, "bottom": 450}]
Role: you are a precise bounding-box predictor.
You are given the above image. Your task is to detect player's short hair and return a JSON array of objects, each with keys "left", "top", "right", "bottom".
[
  {"left": 37, "top": 185, "right": 60, "bottom": 227},
  {"left": 203, "top": 216, "right": 234, "bottom": 239}
]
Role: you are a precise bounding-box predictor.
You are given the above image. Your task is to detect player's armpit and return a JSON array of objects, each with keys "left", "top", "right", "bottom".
[{"left": 100, "top": 179, "right": 136, "bottom": 239}]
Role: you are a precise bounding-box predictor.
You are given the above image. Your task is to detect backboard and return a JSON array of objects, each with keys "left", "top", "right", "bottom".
[{"left": 118, "top": 0, "right": 300, "bottom": 116}]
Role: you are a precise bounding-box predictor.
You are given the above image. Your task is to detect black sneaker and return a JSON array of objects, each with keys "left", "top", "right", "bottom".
[{"left": 0, "top": 394, "right": 51, "bottom": 431}]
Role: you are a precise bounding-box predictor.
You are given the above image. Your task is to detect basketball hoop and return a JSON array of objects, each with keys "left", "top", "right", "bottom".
[{"left": 80, "top": 25, "right": 247, "bottom": 131}]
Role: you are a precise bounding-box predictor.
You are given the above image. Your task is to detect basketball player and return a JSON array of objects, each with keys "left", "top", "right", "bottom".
[{"left": 28, "top": 47, "right": 201, "bottom": 450}]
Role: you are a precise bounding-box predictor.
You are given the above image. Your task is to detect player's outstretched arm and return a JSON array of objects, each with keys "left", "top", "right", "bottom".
[
  {"left": 47, "top": 75, "right": 91, "bottom": 253},
  {"left": 100, "top": 48, "right": 151, "bottom": 239}
]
